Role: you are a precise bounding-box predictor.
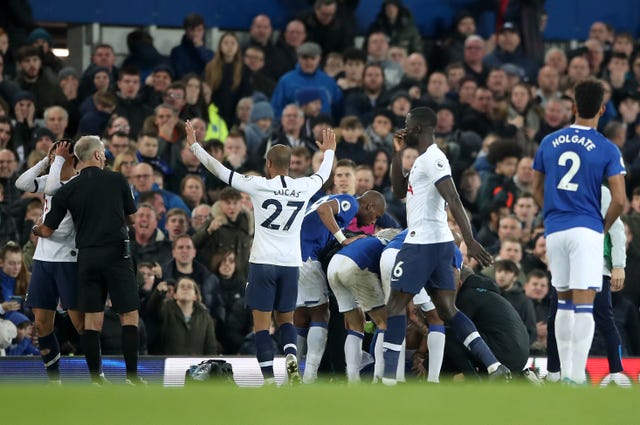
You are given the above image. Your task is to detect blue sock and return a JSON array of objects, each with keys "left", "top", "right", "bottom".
[
  {"left": 383, "top": 315, "right": 406, "bottom": 380},
  {"left": 279, "top": 323, "right": 297, "bottom": 357},
  {"left": 296, "top": 327, "right": 309, "bottom": 338},
  {"left": 38, "top": 332, "right": 61, "bottom": 381},
  {"left": 255, "top": 330, "right": 274, "bottom": 379},
  {"left": 450, "top": 311, "right": 498, "bottom": 369}
]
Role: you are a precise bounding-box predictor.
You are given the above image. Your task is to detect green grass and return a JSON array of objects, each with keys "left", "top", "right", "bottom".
[{"left": 2, "top": 382, "right": 636, "bottom": 425}]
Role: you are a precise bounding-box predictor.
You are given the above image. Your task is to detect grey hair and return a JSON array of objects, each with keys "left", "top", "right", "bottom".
[
  {"left": 44, "top": 105, "right": 69, "bottom": 122},
  {"left": 283, "top": 103, "right": 304, "bottom": 119},
  {"left": 74, "top": 135, "right": 104, "bottom": 162},
  {"left": 464, "top": 34, "right": 485, "bottom": 47}
]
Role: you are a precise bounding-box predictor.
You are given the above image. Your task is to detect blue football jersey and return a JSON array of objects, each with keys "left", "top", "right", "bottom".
[
  {"left": 301, "top": 194, "right": 359, "bottom": 260},
  {"left": 338, "top": 236, "right": 385, "bottom": 274},
  {"left": 533, "top": 125, "right": 626, "bottom": 235},
  {"left": 385, "top": 228, "right": 408, "bottom": 251}
]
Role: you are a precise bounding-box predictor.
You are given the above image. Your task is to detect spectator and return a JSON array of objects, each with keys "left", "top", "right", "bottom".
[
  {"left": 204, "top": 32, "right": 252, "bottom": 128},
  {"left": 431, "top": 11, "right": 476, "bottom": 71},
  {"left": 211, "top": 250, "right": 251, "bottom": 354},
  {"left": 299, "top": 0, "right": 354, "bottom": 57},
  {"left": 462, "top": 35, "right": 488, "bottom": 86},
  {"left": 368, "top": 0, "right": 422, "bottom": 54},
  {"left": 130, "top": 202, "right": 173, "bottom": 266},
  {"left": 535, "top": 65, "right": 561, "bottom": 108},
  {"left": 395, "top": 53, "right": 428, "bottom": 99},
  {"left": 27, "top": 28, "right": 63, "bottom": 74},
  {"left": 190, "top": 204, "right": 210, "bottom": 231},
  {"left": 192, "top": 187, "right": 253, "bottom": 279},
  {"left": 164, "top": 208, "right": 190, "bottom": 242},
  {"left": 121, "top": 29, "right": 169, "bottom": 80},
  {"left": 114, "top": 66, "right": 154, "bottom": 138},
  {"left": 221, "top": 131, "right": 260, "bottom": 174},
  {"left": 79, "top": 44, "right": 119, "bottom": 100},
  {"left": 131, "top": 162, "right": 190, "bottom": 215},
  {"left": 508, "top": 83, "right": 543, "bottom": 142},
  {"left": 142, "top": 103, "right": 186, "bottom": 166},
  {"left": 147, "top": 277, "right": 218, "bottom": 355},
  {"left": 170, "top": 14, "right": 214, "bottom": 79},
  {"left": 140, "top": 64, "right": 173, "bottom": 109},
  {"left": 15, "top": 46, "right": 66, "bottom": 117},
  {"left": 271, "top": 19, "right": 307, "bottom": 81},
  {"left": 57, "top": 67, "right": 81, "bottom": 136},
  {"left": 270, "top": 42, "right": 343, "bottom": 120},
  {"left": 5, "top": 312, "right": 38, "bottom": 355},
  {"left": 0, "top": 241, "right": 27, "bottom": 313},
  {"left": 244, "top": 101, "right": 274, "bottom": 158},
  {"left": 344, "top": 63, "right": 388, "bottom": 126},
  {"left": 181, "top": 74, "right": 207, "bottom": 121},
  {"left": 483, "top": 22, "right": 537, "bottom": 82},
  {"left": 243, "top": 45, "right": 276, "bottom": 98},
  {"left": 289, "top": 146, "right": 312, "bottom": 178},
  {"left": 534, "top": 98, "right": 567, "bottom": 143},
  {"left": 112, "top": 151, "right": 138, "bottom": 184},
  {"left": 135, "top": 132, "right": 171, "bottom": 178},
  {"left": 364, "top": 31, "right": 403, "bottom": 89},
  {"left": 264, "top": 104, "right": 316, "bottom": 155},
  {"left": 365, "top": 109, "right": 394, "bottom": 153},
  {"left": 323, "top": 52, "right": 343, "bottom": 78},
  {"left": 103, "top": 131, "right": 131, "bottom": 166},
  {"left": 245, "top": 15, "right": 279, "bottom": 80},
  {"left": 161, "top": 235, "right": 223, "bottom": 321},
  {"left": 522, "top": 232, "right": 548, "bottom": 275},
  {"left": 0, "top": 149, "right": 21, "bottom": 206},
  {"left": 493, "top": 259, "right": 537, "bottom": 344},
  {"left": 335, "top": 115, "right": 371, "bottom": 165},
  {"left": 336, "top": 48, "right": 367, "bottom": 95},
  {"left": 77, "top": 91, "right": 116, "bottom": 137},
  {"left": 459, "top": 86, "right": 494, "bottom": 138}
]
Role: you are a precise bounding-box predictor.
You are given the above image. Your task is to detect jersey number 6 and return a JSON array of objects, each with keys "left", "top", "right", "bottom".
[
  {"left": 261, "top": 200, "right": 305, "bottom": 231},
  {"left": 393, "top": 261, "right": 404, "bottom": 278}
]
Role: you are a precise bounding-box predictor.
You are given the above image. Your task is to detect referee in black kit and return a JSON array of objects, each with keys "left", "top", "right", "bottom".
[{"left": 33, "top": 135, "right": 143, "bottom": 385}]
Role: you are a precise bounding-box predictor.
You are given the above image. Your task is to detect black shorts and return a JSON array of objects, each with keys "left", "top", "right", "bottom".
[{"left": 77, "top": 245, "right": 139, "bottom": 314}]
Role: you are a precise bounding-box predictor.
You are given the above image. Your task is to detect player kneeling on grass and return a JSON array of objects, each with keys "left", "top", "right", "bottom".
[{"left": 327, "top": 228, "right": 401, "bottom": 383}]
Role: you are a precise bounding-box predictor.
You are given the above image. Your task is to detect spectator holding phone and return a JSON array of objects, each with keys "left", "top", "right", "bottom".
[{"left": 0, "top": 241, "right": 29, "bottom": 316}]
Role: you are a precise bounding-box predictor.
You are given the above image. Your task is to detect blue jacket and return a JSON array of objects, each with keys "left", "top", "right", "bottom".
[
  {"left": 0, "top": 269, "right": 15, "bottom": 303},
  {"left": 6, "top": 337, "right": 39, "bottom": 356},
  {"left": 170, "top": 35, "right": 214, "bottom": 79},
  {"left": 270, "top": 64, "right": 343, "bottom": 119}
]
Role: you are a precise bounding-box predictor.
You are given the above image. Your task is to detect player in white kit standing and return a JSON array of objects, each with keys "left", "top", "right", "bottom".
[{"left": 185, "top": 120, "right": 336, "bottom": 385}]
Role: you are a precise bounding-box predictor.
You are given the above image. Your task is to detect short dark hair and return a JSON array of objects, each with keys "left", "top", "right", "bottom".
[
  {"left": 16, "top": 46, "right": 40, "bottom": 62},
  {"left": 126, "top": 29, "right": 153, "bottom": 52},
  {"left": 138, "top": 191, "right": 160, "bottom": 205},
  {"left": 119, "top": 66, "right": 140, "bottom": 79},
  {"left": 342, "top": 48, "right": 367, "bottom": 63},
  {"left": 183, "top": 13, "right": 205, "bottom": 30},
  {"left": 494, "top": 259, "right": 519, "bottom": 275},
  {"left": 335, "top": 158, "right": 357, "bottom": 170},
  {"left": 219, "top": 187, "right": 242, "bottom": 201},
  {"left": 526, "top": 268, "right": 548, "bottom": 282},
  {"left": 408, "top": 107, "right": 437, "bottom": 128},
  {"left": 632, "top": 186, "right": 640, "bottom": 197},
  {"left": 574, "top": 79, "right": 604, "bottom": 119}
]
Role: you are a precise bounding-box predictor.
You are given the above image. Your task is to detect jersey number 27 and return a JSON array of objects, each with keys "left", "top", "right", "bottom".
[{"left": 260, "top": 200, "right": 305, "bottom": 231}]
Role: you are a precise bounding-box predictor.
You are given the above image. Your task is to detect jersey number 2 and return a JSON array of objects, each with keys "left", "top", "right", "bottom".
[
  {"left": 261, "top": 200, "right": 305, "bottom": 231},
  {"left": 557, "top": 151, "right": 580, "bottom": 192}
]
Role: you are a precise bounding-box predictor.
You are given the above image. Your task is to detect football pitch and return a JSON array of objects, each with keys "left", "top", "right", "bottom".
[{"left": 2, "top": 381, "right": 635, "bottom": 425}]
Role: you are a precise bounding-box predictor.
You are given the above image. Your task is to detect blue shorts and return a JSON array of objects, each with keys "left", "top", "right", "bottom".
[
  {"left": 245, "top": 263, "right": 299, "bottom": 313},
  {"left": 25, "top": 260, "right": 79, "bottom": 310},
  {"left": 390, "top": 242, "right": 455, "bottom": 295}
]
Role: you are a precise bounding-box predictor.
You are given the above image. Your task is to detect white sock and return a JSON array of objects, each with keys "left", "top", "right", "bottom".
[
  {"left": 555, "top": 307, "right": 575, "bottom": 381},
  {"left": 546, "top": 371, "right": 561, "bottom": 382},
  {"left": 373, "top": 331, "right": 385, "bottom": 381},
  {"left": 571, "top": 309, "right": 595, "bottom": 384},
  {"left": 302, "top": 325, "right": 328, "bottom": 384},
  {"left": 396, "top": 340, "right": 406, "bottom": 382},
  {"left": 345, "top": 332, "right": 363, "bottom": 383},
  {"left": 427, "top": 330, "right": 445, "bottom": 383}
]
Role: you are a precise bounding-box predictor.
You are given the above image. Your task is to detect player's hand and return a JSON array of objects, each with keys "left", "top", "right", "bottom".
[
  {"left": 393, "top": 129, "right": 407, "bottom": 152},
  {"left": 315, "top": 128, "right": 336, "bottom": 152},
  {"left": 611, "top": 268, "right": 625, "bottom": 292},
  {"left": 185, "top": 120, "right": 198, "bottom": 148},
  {"left": 465, "top": 239, "right": 493, "bottom": 267},
  {"left": 54, "top": 141, "right": 73, "bottom": 160},
  {"left": 342, "top": 234, "right": 367, "bottom": 246},
  {"left": 1, "top": 301, "right": 20, "bottom": 312}
]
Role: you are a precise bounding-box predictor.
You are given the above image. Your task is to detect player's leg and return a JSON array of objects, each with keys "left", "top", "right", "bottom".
[
  {"left": 294, "top": 307, "right": 309, "bottom": 361},
  {"left": 382, "top": 244, "right": 429, "bottom": 385},
  {"left": 431, "top": 288, "right": 506, "bottom": 377},
  {"left": 26, "top": 261, "right": 63, "bottom": 382},
  {"left": 423, "top": 307, "right": 445, "bottom": 383},
  {"left": 56, "top": 261, "right": 84, "bottom": 335},
  {"left": 298, "top": 259, "right": 330, "bottom": 383},
  {"left": 328, "top": 254, "right": 363, "bottom": 383},
  {"left": 545, "top": 287, "right": 561, "bottom": 382},
  {"left": 274, "top": 266, "right": 302, "bottom": 384},
  {"left": 376, "top": 247, "right": 398, "bottom": 381},
  {"left": 593, "top": 276, "right": 624, "bottom": 373},
  {"left": 567, "top": 228, "right": 603, "bottom": 384},
  {"left": 546, "top": 230, "right": 573, "bottom": 381},
  {"left": 246, "top": 264, "right": 279, "bottom": 384}
]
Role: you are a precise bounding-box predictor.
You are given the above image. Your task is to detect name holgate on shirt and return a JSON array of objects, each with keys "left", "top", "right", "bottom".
[{"left": 551, "top": 133, "right": 596, "bottom": 151}]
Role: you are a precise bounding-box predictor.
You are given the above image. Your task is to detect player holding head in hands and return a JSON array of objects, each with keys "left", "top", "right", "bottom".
[
  {"left": 532, "top": 79, "right": 626, "bottom": 385},
  {"left": 383, "top": 107, "right": 509, "bottom": 385},
  {"left": 185, "top": 120, "right": 336, "bottom": 385}
]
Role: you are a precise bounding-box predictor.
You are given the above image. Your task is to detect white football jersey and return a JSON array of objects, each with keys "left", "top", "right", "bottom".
[
  {"left": 34, "top": 177, "right": 78, "bottom": 262},
  {"left": 229, "top": 172, "right": 324, "bottom": 267},
  {"left": 404, "top": 144, "right": 454, "bottom": 245}
]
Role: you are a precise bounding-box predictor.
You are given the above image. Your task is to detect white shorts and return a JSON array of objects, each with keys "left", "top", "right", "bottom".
[
  {"left": 296, "top": 259, "right": 328, "bottom": 307},
  {"left": 413, "top": 288, "right": 435, "bottom": 312},
  {"left": 379, "top": 248, "right": 398, "bottom": 303},
  {"left": 546, "top": 227, "right": 603, "bottom": 292},
  {"left": 327, "top": 254, "right": 385, "bottom": 313}
]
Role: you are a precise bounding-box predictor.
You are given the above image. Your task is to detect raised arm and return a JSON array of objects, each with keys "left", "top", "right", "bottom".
[
  {"left": 15, "top": 156, "right": 49, "bottom": 193},
  {"left": 185, "top": 120, "right": 233, "bottom": 184},
  {"left": 314, "top": 128, "right": 337, "bottom": 183},
  {"left": 390, "top": 130, "right": 409, "bottom": 199},
  {"left": 436, "top": 176, "right": 493, "bottom": 267},
  {"left": 44, "top": 141, "right": 75, "bottom": 195}
]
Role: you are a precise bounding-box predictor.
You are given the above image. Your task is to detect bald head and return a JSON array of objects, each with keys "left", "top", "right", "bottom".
[
  {"left": 267, "top": 144, "right": 291, "bottom": 170},
  {"left": 356, "top": 190, "right": 386, "bottom": 226},
  {"left": 360, "top": 190, "right": 386, "bottom": 211}
]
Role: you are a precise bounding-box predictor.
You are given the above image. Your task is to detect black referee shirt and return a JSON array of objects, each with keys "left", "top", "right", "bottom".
[{"left": 44, "top": 166, "right": 137, "bottom": 249}]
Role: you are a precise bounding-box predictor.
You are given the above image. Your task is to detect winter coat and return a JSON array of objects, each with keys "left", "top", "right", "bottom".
[{"left": 170, "top": 35, "right": 214, "bottom": 79}]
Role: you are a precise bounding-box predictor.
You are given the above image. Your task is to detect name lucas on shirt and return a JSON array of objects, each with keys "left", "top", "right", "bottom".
[{"left": 273, "top": 188, "right": 301, "bottom": 198}]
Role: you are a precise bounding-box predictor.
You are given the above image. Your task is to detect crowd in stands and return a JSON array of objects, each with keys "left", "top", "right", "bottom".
[{"left": 0, "top": 0, "right": 639, "bottom": 364}]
